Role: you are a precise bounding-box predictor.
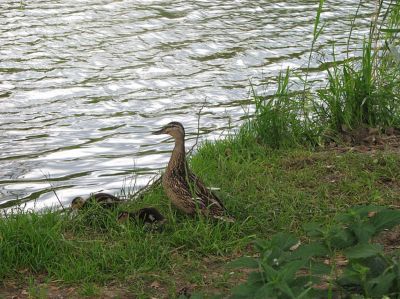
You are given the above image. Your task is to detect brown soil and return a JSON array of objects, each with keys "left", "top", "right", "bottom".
[
  {"left": 373, "top": 224, "right": 400, "bottom": 253},
  {"left": 324, "top": 126, "right": 400, "bottom": 153}
]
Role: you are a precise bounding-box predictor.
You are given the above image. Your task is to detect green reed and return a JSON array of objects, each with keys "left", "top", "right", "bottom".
[{"left": 249, "top": 0, "right": 400, "bottom": 149}]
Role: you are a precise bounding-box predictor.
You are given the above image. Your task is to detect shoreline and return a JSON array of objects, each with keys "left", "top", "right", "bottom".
[{"left": 1, "top": 131, "right": 400, "bottom": 297}]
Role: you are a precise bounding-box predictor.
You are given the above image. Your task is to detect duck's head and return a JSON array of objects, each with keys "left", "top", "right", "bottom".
[
  {"left": 71, "top": 196, "right": 85, "bottom": 210},
  {"left": 152, "top": 122, "right": 185, "bottom": 139},
  {"left": 117, "top": 211, "right": 130, "bottom": 223}
]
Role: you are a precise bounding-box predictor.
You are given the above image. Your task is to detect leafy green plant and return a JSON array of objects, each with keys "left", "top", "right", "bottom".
[
  {"left": 228, "top": 206, "right": 400, "bottom": 298},
  {"left": 228, "top": 233, "right": 320, "bottom": 299}
]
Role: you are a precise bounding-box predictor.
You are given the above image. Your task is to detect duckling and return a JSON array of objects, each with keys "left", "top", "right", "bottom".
[
  {"left": 153, "top": 122, "right": 233, "bottom": 222},
  {"left": 71, "top": 192, "right": 121, "bottom": 210},
  {"left": 117, "top": 207, "right": 166, "bottom": 225}
]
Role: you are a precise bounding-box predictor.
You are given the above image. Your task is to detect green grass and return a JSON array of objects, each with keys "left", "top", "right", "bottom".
[
  {"left": 79, "top": 283, "right": 101, "bottom": 297},
  {"left": 247, "top": 0, "right": 400, "bottom": 149},
  {"left": 1, "top": 136, "right": 400, "bottom": 297},
  {"left": 1, "top": 1, "right": 399, "bottom": 297}
]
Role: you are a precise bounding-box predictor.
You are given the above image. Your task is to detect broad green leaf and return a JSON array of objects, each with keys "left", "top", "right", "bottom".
[
  {"left": 335, "top": 206, "right": 383, "bottom": 226},
  {"left": 368, "top": 272, "right": 396, "bottom": 297},
  {"left": 260, "top": 249, "right": 273, "bottom": 261},
  {"left": 228, "top": 257, "right": 259, "bottom": 269},
  {"left": 292, "top": 276, "right": 318, "bottom": 290},
  {"left": 300, "top": 288, "right": 330, "bottom": 299},
  {"left": 330, "top": 227, "right": 356, "bottom": 249},
  {"left": 265, "top": 247, "right": 289, "bottom": 265},
  {"left": 303, "top": 222, "right": 324, "bottom": 238},
  {"left": 254, "top": 239, "right": 271, "bottom": 252},
  {"left": 348, "top": 205, "right": 384, "bottom": 217},
  {"left": 261, "top": 263, "right": 279, "bottom": 281},
  {"left": 371, "top": 209, "right": 400, "bottom": 232},
  {"left": 352, "top": 223, "right": 376, "bottom": 243},
  {"left": 270, "top": 232, "right": 299, "bottom": 251},
  {"left": 365, "top": 256, "right": 388, "bottom": 277},
  {"left": 231, "top": 281, "right": 263, "bottom": 298},
  {"left": 253, "top": 283, "right": 276, "bottom": 299},
  {"left": 280, "top": 260, "right": 307, "bottom": 282},
  {"left": 309, "top": 261, "right": 332, "bottom": 275},
  {"left": 345, "top": 243, "right": 383, "bottom": 259},
  {"left": 338, "top": 267, "right": 362, "bottom": 286},
  {"left": 352, "top": 263, "right": 370, "bottom": 275},
  {"left": 290, "top": 242, "right": 329, "bottom": 260},
  {"left": 335, "top": 212, "right": 353, "bottom": 223},
  {"left": 277, "top": 281, "right": 296, "bottom": 299}
]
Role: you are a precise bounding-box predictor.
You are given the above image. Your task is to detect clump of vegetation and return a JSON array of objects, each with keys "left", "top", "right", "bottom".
[
  {"left": 248, "top": 0, "right": 400, "bottom": 149},
  {"left": 318, "top": 35, "right": 400, "bottom": 134},
  {"left": 228, "top": 206, "right": 400, "bottom": 298},
  {"left": 247, "top": 70, "right": 320, "bottom": 149}
]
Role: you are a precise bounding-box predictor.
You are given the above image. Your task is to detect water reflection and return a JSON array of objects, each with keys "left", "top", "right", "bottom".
[{"left": 0, "top": 0, "right": 374, "bottom": 209}]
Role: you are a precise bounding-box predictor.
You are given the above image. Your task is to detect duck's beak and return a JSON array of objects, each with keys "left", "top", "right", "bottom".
[{"left": 152, "top": 127, "right": 165, "bottom": 135}]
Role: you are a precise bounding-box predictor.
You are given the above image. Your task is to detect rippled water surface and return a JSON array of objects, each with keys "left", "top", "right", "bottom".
[{"left": 0, "top": 0, "right": 374, "bottom": 209}]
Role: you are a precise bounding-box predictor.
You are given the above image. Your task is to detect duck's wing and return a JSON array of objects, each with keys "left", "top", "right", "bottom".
[
  {"left": 93, "top": 193, "right": 121, "bottom": 202},
  {"left": 167, "top": 172, "right": 207, "bottom": 212},
  {"left": 89, "top": 193, "right": 121, "bottom": 208},
  {"left": 188, "top": 171, "right": 224, "bottom": 210}
]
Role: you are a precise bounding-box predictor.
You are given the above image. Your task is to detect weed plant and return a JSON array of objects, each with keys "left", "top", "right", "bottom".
[
  {"left": 228, "top": 206, "right": 400, "bottom": 298},
  {"left": 249, "top": 70, "right": 308, "bottom": 149},
  {"left": 249, "top": 0, "right": 400, "bottom": 149}
]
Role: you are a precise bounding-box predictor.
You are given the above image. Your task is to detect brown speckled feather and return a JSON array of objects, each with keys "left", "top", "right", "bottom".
[
  {"left": 162, "top": 145, "right": 224, "bottom": 217},
  {"left": 188, "top": 171, "right": 224, "bottom": 212},
  {"left": 155, "top": 122, "right": 232, "bottom": 221}
]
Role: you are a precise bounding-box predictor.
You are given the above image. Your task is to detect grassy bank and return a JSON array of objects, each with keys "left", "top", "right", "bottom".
[
  {"left": 1, "top": 139, "right": 400, "bottom": 297},
  {"left": 1, "top": 1, "right": 400, "bottom": 298}
]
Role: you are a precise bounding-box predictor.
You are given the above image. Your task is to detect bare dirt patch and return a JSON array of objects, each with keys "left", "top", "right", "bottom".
[{"left": 325, "top": 126, "right": 400, "bottom": 154}]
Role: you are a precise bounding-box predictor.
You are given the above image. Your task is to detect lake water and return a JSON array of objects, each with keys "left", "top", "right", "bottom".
[{"left": 0, "top": 0, "right": 374, "bottom": 210}]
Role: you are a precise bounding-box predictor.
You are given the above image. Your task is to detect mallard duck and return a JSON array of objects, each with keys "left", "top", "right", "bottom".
[
  {"left": 117, "top": 207, "right": 166, "bottom": 225},
  {"left": 71, "top": 192, "right": 121, "bottom": 210},
  {"left": 153, "top": 121, "right": 233, "bottom": 222}
]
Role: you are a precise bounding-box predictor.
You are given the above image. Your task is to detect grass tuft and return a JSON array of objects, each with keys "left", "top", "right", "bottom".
[{"left": 247, "top": 0, "right": 400, "bottom": 149}]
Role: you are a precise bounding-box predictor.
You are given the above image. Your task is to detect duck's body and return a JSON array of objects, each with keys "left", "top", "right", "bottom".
[
  {"left": 118, "top": 207, "right": 166, "bottom": 225},
  {"left": 153, "top": 122, "right": 231, "bottom": 221},
  {"left": 71, "top": 192, "right": 121, "bottom": 210}
]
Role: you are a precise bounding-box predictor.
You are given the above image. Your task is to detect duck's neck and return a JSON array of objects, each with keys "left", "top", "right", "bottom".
[{"left": 166, "top": 137, "right": 187, "bottom": 175}]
